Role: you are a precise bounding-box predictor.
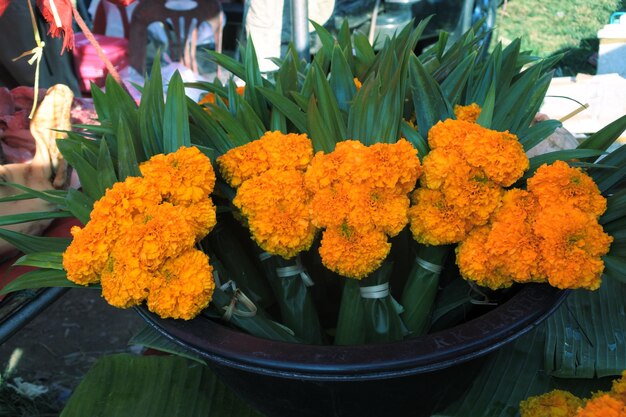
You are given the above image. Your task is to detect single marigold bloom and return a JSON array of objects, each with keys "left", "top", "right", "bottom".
[
  {"left": 147, "top": 249, "right": 215, "bottom": 320},
  {"left": 440, "top": 167, "right": 503, "bottom": 227},
  {"left": 527, "top": 161, "right": 607, "bottom": 217},
  {"left": 454, "top": 103, "right": 482, "bottom": 123},
  {"left": 182, "top": 200, "right": 218, "bottom": 238},
  {"left": 125, "top": 203, "right": 197, "bottom": 271},
  {"left": 354, "top": 77, "right": 362, "bottom": 89},
  {"left": 534, "top": 205, "right": 613, "bottom": 290},
  {"left": 140, "top": 146, "right": 216, "bottom": 205},
  {"left": 462, "top": 129, "right": 529, "bottom": 187},
  {"left": 409, "top": 188, "right": 470, "bottom": 245},
  {"left": 519, "top": 389, "right": 583, "bottom": 417},
  {"left": 89, "top": 176, "right": 162, "bottom": 229},
  {"left": 347, "top": 187, "right": 411, "bottom": 236},
  {"left": 63, "top": 225, "right": 113, "bottom": 285},
  {"left": 319, "top": 226, "right": 390, "bottom": 280},
  {"left": 456, "top": 226, "right": 516, "bottom": 289},
  {"left": 427, "top": 118, "right": 477, "bottom": 151},
  {"left": 484, "top": 189, "right": 542, "bottom": 283},
  {"left": 575, "top": 394, "right": 626, "bottom": 417},
  {"left": 234, "top": 169, "right": 317, "bottom": 259},
  {"left": 420, "top": 148, "right": 467, "bottom": 190},
  {"left": 100, "top": 251, "right": 151, "bottom": 309},
  {"left": 366, "top": 139, "right": 421, "bottom": 194},
  {"left": 218, "top": 131, "right": 314, "bottom": 187}
]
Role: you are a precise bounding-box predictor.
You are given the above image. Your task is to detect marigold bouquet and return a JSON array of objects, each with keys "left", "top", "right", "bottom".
[{"left": 1, "top": 19, "right": 626, "bottom": 351}]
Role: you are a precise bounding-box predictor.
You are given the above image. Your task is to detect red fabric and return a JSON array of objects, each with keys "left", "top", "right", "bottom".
[
  {"left": 0, "top": 0, "right": 10, "bottom": 16},
  {"left": 37, "top": 0, "right": 75, "bottom": 52}
]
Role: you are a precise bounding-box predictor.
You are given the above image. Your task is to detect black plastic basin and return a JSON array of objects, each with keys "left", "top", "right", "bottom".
[{"left": 137, "top": 283, "right": 566, "bottom": 417}]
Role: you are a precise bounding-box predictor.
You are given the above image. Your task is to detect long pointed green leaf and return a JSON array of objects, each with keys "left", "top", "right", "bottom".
[
  {"left": 129, "top": 326, "right": 206, "bottom": 364},
  {"left": 56, "top": 142, "right": 103, "bottom": 201},
  {"left": 187, "top": 99, "right": 233, "bottom": 155},
  {"left": 138, "top": 56, "right": 165, "bottom": 157},
  {"left": 163, "top": 71, "right": 191, "bottom": 153},
  {"left": 519, "top": 119, "right": 562, "bottom": 151},
  {"left": 409, "top": 54, "right": 453, "bottom": 135},
  {"left": 579, "top": 114, "right": 626, "bottom": 151},
  {"left": 400, "top": 121, "right": 429, "bottom": 160},
  {"left": 97, "top": 139, "right": 118, "bottom": 193},
  {"left": 0, "top": 182, "right": 66, "bottom": 206},
  {"left": 329, "top": 45, "right": 356, "bottom": 113},
  {"left": 116, "top": 115, "right": 141, "bottom": 181},
  {"left": 65, "top": 189, "right": 93, "bottom": 225},
  {"left": 440, "top": 52, "right": 476, "bottom": 105},
  {"left": 0, "top": 269, "right": 81, "bottom": 295},
  {"left": 476, "top": 81, "right": 495, "bottom": 128},
  {"left": 307, "top": 95, "right": 335, "bottom": 153},
  {"left": 13, "top": 252, "right": 64, "bottom": 270},
  {"left": 258, "top": 87, "right": 307, "bottom": 133},
  {"left": 0, "top": 211, "right": 72, "bottom": 226},
  {"left": 0, "top": 228, "right": 71, "bottom": 254},
  {"left": 524, "top": 149, "right": 606, "bottom": 179}
]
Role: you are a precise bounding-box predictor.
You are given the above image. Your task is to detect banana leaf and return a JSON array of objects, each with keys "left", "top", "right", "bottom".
[{"left": 60, "top": 354, "right": 265, "bottom": 417}]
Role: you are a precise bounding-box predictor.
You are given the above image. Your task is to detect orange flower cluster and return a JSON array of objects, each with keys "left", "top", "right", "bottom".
[
  {"left": 409, "top": 118, "right": 528, "bottom": 245},
  {"left": 305, "top": 139, "right": 421, "bottom": 279},
  {"left": 457, "top": 161, "right": 613, "bottom": 290},
  {"left": 198, "top": 86, "right": 245, "bottom": 109},
  {"left": 219, "top": 131, "right": 317, "bottom": 259},
  {"left": 63, "top": 147, "right": 217, "bottom": 319},
  {"left": 454, "top": 103, "right": 482, "bottom": 123},
  {"left": 520, "top": 371, "right": 626, "bottom": 417}
]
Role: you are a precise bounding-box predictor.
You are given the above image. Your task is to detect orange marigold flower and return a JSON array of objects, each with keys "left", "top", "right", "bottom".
[
  {"left": 218, "top": 131, "right": 314, "bottom": 187},
  {"left": 575, "top": 394, "right": 626, "bottom": 417},
  {"left": 354, "top": 77, "right": 362, "bottom": 89},
  {"left": 484, "top": 189, "right": 542, "bottom": 284},
  {"left": 198, "top": 86, "right": 245, "bottom": 109},
  {"left": 409, "top": 188, "right": 470, "bottom": 245},
  {"left": 611, "top": 372, "right": 626, "bottom": 403},
  {"left": 420, "top": 148, "right": 467, "bottom": 190},
  {"left": 441, "top": 167, "right": 503, "bottom": 227},
  {"left": 147, "top": 249, "right": 215, "bottom": 320},
  {"left": 100, "top": 251, "right": 151, "bottom": 309},
  {"left": 140, "top": 146, "right": 216, "bottom": 205},
  {"left": 456, "top": 225, "right": 516, "bottom": 289},
  {"left": 462, "top": 129, "right": 529, "bottom": 187},
  {"left": 347, "top": 187, "right": 411, "bottom": 236},
  {"left": 182, "top": 200, "right": 218, "bottom": 238},
  {"left": 366, "top": 139, "right": 421, "bottom": 194},
  {"left": 527, "top": 161, "right": 607, "bottom": 217},
  {"left": 534, "top": 205, "right": 613, "bottom": 290},
  {"left": 519, "top": 390, "right": 583, "bottom": 417},
  {"left": 234, "top": 169, "right": 317, "bottom": 259},
  {"left": 63, "top": 224, "right": 112, "bottom": 285},
  {"left": 454, "top": 103, "right": 482, "bottom": 123},
  {"left": 427, "top": 119, "right": 475, "bottom": 151},
  {"left": 319, "top": 226, "right": 390, "bottom": 279}
]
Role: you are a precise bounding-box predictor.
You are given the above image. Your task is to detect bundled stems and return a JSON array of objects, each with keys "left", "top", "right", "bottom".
[
  {"left": 257, "top": 251, "right": 325, "bottom": 344},
  {"left": 401, "top": 244, "right": 452, "bottom": 336},
  {"left": 335, "top": 262, "right": 405, "bottom": 345}
]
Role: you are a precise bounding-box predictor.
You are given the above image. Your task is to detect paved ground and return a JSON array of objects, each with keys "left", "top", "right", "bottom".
[{"left": 0, "top": 289, "right": 144, "bottom": 415}]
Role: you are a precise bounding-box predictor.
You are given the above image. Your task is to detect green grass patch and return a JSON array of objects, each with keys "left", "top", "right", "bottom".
[{"left": 496, "top": 0, "right": 626, "bottom": 75}]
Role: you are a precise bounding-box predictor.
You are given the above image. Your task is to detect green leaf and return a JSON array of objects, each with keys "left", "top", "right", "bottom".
[
  {"left": 243, "top": 41, "right": 270, "bottom": 125},
  {"left": 311, "top": 61, "right": 347, "bottom": 142},
  {"left": 408, "top": 54, "right": 453, "bottom": 135},
  {"left": 490, "top": 62, "right": 542, "bottom": 131},
  {"left": 329, "top": 45, "right": 356, "bottom": 113},
  {"left": 604, "top": 256, "right": 626, "bottom": 284},
  {"left": 306, "top": 95, "right": 335, "bottom": 153},
  {"left": 400, "top": 121, "right": 429, "bottom": 160},
  {"left": 97, "top": 139, "right": 118, "bottom": 193},
  {"left": 436, "top": 323, "right": 613, "bottom": 417},
  {"left": 440, "top": 51, "right": 476, "bottom": 105},
  {"left": 0, "top": 269, "right": 82, "bottom": 295},
  {"left": 0, "top": 211, "right": 72, "bottom": 226},
  {"left": 13, "top": 252, "right": 64, "bottom": 270},
  {"left": 310, "top": 21, "right": 335, "bottom": 62},
  {"left": 545, "top": 279, "right": 626, "bottom": 378},
  {"left": 590, "top": 144, "right": 626, "bottom": 193},
  {"left": 116, "top": 115, "right": 141, "bottom": 181},
  {"left": 524, "top": 149, "right": 606, "bottom": 180},
  {"left": 187, "top": 99, "right": 233, "bottom": 156},
  {"left": 257, "top": 87, "right": 307, "bottom": 133},
  {"left": 353, "top": 32, "right": 375, "bottom": 80},
  {"left": 475, "top": 81, "right": 495, "bottom": 128},
  {"left": 602, "top": 188, "right": 626, "bottom": 224},
  {"left": 60, "top": 354, "right": 265, "bottom": 417},
  {"left": 0, "top": 182, "right": 67, "bottom": 206},
  {"left": 519, "top": 119, "right": 562, "bottom": 151},
  {"left": 163, "top": 71, "right": 191, "bottom": 153},
  {"left": 56, "top": 142, "right": 103, "bottom": 201},
  {"left": 0, "top": 228, "right": 71, "bottom": 253},
  {"left": 65, "top": 189, "right": 93, "bottom": 225},
  {"left": 578, "top": 113, "right": 626, "bottom": 151},
  {"left": 129, "top": 326, "right": 206, "bottom": 364},
  {"left": 138, "top": 56, "right": 165, "bottom": 157}
]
